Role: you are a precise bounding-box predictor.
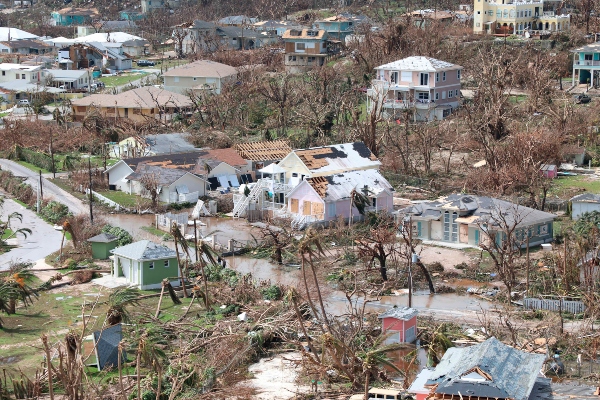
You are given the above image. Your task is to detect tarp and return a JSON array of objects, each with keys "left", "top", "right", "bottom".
[{"left": 259, "top": 163, "right": 285, "bottom": 174}]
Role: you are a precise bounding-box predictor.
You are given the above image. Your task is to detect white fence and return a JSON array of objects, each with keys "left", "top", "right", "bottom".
[
  {"left": 87, "top": 189, "right": 127, "bottom": 211},
  {"left": 523, "top": 298, "right": 586, "bottom": 314}
]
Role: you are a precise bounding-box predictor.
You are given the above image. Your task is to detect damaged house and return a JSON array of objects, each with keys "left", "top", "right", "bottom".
[{"left": 402, "top": 194, "right": 556, "bottom": 248}]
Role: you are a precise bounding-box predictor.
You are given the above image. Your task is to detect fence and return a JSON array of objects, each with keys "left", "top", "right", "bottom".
[
  {"left": 87, "top": 189, "right": 126, "bottom": 211},
  {"left": 523, "top": 297, "right": 586, "bottom": 314},
  {"left": 156, "top": 212, "right": 188, "bottom": 233}
]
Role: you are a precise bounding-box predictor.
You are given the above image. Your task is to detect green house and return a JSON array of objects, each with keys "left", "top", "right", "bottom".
[
  {"left": 110, "top": 240, "right": 179, "bottom": 290},
  {"left": 87, "top": 233, "right": 119, "bottom": 260}
]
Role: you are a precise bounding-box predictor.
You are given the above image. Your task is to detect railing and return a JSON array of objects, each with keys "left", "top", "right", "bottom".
[
  {"left": 383, "top": 99, "right": 412, "bottom": 108},
  {"left": 292, "top": 214, "right": 319, "bottom": 230},
  {"left": 523, "top": 297, "right": 586, "bottom": 313},
  {"left": 232, "top": 179, "right": 294, "bottom": 218},
  {"left": 575, "top": 60, "right": 600, "bottom": 66}
]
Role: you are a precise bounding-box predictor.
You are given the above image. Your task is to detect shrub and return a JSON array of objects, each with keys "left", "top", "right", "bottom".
[
  {"left": 101, "top": 224, "right": 133, "bottom": 246},
  {"left": 39, "top": 201, "right": 70, "bottom": 224},
  {"left": 260, "top": 284, "right": 282, "bottom": 300}
]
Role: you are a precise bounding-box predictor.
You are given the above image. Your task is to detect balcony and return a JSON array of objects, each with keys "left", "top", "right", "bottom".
[
  {"left": 575, "top": 60, "right": 600, "bottom": 67},
  {"left": 383, "top": 99, "right": 435, "bottom": 109}
]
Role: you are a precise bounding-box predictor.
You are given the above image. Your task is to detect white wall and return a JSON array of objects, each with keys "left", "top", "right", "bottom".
[
  {"left": 572, "top": 202, "right": 600, "bottom": 220},
  {"left": 107, "top": 161, "right": 134, "bottom": 191}
]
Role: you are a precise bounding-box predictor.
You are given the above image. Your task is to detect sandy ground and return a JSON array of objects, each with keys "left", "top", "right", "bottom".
[{"left": 241, "top": 352, "right": 311, "bottom": 399}]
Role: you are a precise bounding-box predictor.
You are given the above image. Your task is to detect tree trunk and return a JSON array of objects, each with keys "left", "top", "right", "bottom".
[
  {"left": 377, "top": 256, "right": 388, "bottom": 281},
  {"left": 416, "top": 261, "right": 435, "bottom": 294},
  {"left": 8, "top": 298, "right": 15, "bottom": 314},
  {"left": 308, "top": 252, "right": 332, "bottom": 334},
  {"left": 363, "top": 370, "right": 370, "bottom": 400},
  {"left": 274, "top": 247, "right": 283, "bottom": 264},
  {"left": 173, "top": 238, "right": 188, "bottom": 298},
  {"left": 291, "top": 294, "right": 320, "bottom": 363},
  {"left": 136, "top": 347, "right": 142, "bottom": 400},
  {"left": 155, "top": 282, "right": 166, "bottom": 318}
]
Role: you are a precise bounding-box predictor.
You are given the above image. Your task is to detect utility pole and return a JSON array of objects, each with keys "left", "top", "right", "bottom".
[
  {"left": 88, "top": 157, "right": 93, "bottom": 223},
  {"left": 526, "top": 236, "right": 530, "bottom": 298},
  {"left": 39, "top": 169, "right": 43, "bottom": 200},
  {"left": 194, "top": 219, "right": 199, "bottom": 262},
  {"left": 408, "top": 216, "right": 413, "bottom": 308}
]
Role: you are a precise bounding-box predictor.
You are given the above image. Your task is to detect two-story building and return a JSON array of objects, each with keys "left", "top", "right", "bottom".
[
  {"left": 571, "top": 42, "right": 600, "bottom": 87},
  {"left": 313, "top": 15, "right": 355, "bottom": 40},
  {"left": 282, "top": 29, "right": 339, "bottom": 73},
  {"left": 51, "top": 7, "right": 99, "bottom": 26},
  {"left": 367, "top": 56, "right": 462, "bottom": 122},
  {"left": 0, "top": 39, "right": 54, "bottom": 55},
  {"left": 473, "top": 0, "right": 570, "bottom": 36}
]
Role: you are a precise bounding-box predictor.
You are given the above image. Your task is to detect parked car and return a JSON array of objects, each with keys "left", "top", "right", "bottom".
[
  {"left": 17, "top": 99, "right": 30, "bottom": 107},
  {"left": 574, "top": 94, "right": 592, "bottom": 104},
  {"left": 136, "top": 60, "right": 155, "bottom": 67}
]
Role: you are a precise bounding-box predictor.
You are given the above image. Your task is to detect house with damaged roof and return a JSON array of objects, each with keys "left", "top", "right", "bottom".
[
  {"left": 232, "top": 142, "right": 393, "bottom": 228},
  {"left": 408, "top": 337, "right": 546, "bottom": 400},
  {"left": 125, "top": 164, "right": 207, "bottom": 203},
  {"left": 402, "top": 194, "right": 556, "bottom": 248}
]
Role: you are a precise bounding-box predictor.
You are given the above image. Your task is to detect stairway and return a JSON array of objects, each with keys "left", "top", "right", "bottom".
[{"left": 232, "top": 179, "right": 267, "bottom": 218}]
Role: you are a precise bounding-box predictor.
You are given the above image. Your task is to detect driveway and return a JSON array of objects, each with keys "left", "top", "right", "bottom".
[
  {"left": 0, "top": 198, "right": 63, "bottom": 270},
  {"left": 0, "top": 159, "right": 88, "bottom": 215}
]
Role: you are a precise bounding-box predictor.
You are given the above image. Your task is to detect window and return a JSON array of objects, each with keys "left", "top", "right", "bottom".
[
  {"left": 443, "top": 108, "right": 451, "bottom": 118},
  {"left": 419, "top": 73, "right": 429, "bottom": 86},
  {"left": 15, "top": 74, "right": 19, "bottom": 79},
  {"left": 164, "top": 260, "right": 169, "bottom": 267},
  {"left": 497, "top": 9, "right": 501, "bottom": 18},
  {"left": 538, "top": 224, "right": 548, "bottom": 235},
  {"left": 457, "top": 69, "right": 461, "bottom": 79},
  {"left": 306, "top": 30, "right": 317, "bottom": 36},
  {"left": 1, "top": 49, "right": 6, "bottom": 53},
  {"left": 193, "top": 77, "right": 197, "bottom": 81},
  {"left": 417, "top": 92, "right": 429, "bottom": 100},
  {"left": 509, "top": 9, "right": 515, "bottom": 17},
  {"left": 288, "top": 55, "right": 296, "bottom": 61},
  {"left": 436, "top": 72, "right": 439, "bottom": 82},
  {"left": 585, "top": 54, "right": 593, "bottom": 61},
  {"left": 296, "top": 42, "right": 306, "bottom": 51},
  {"left": 503, "top": 9, "right": 508, "bottom": 17},
  {"left": 308, "top": 56, "right": 315, "bottom": 62},
  {"left": 489, "top": 10, "right": 493, "bottom": 15},
  {"left": 390, "top": 71, "right": 398, "bottom": 84},
  {"left": 442, "top": 91, "right": 446, "bottom": 99},
  {"left": 148, "top": 262, "right": 154, "bottom": 269},
  {"left": 435, "top": 92, "right": 439, "bottom": 100},
  {"left": 327, "top": 202, "right": 336, "bottom": 217},
  {"left": 448, "top": 90, "right": 454, "bottom": 98},
  {"left": 1, "top": 71, "right": 4, "bottom": 76},
  {"left": 442, "top": 71, "right": 446, "bottom": 81},
  {"left": 133, "top": 108, "right": 142, "bottom": 114}
]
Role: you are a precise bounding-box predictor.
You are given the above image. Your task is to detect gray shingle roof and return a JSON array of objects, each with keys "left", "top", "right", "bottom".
[
  {"left": 378, "top": 306, "right": 418, "bottom": 321},
  {"left": 93, "top": 323, "right": 126, "bottom": 370},
  {"left": 427, "top": 337, "right": 546, "bottom": 400},
  {"left": 126, "top": 164, "right": 190, "bottom": 186},
  {"left": 570, "top": 193, "right": 600, "bottom": 203},
  {"left": 87, "top": 233, "right": 118, "bottom": 243},
  {"left": 406, "top": 194, "right": 556, "bottom": 228},
  {"left": 110, "top": 240, "right": 176, "bottom": 260}
]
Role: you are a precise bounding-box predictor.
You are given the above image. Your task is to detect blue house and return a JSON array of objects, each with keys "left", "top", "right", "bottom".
[
  {"left": 314, "top": 15, "right": 355, "bottom": 41},
  {"left": 572, "top": 42, "right": 600, "bottom": 86},
  {"left": 51, "top": 7, "right": 98, "bottom": 26}
]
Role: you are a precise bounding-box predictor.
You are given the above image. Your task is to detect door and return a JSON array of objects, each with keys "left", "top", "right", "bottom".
[
  {"left": 474, "top": 229, "right": 480, "bottom": 245},
  {"left": 459, "top": 224, "right": 469, "bottom": 243},
  {"left": 303, "top": 201, "right": 311, "bottom": 215}
]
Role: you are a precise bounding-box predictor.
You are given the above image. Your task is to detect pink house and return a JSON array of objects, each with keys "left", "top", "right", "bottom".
[
  {"left": 378, "top": 307, "right": 418, "bottom": 344},
  {"left": 285, "top": 168, "right": 394, "bottom": 228},
  {"left": 367, "top": 56, "right": 462, "bottom": 122}
]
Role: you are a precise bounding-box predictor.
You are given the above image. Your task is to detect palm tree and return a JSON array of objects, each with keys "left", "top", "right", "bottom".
[
  {"left": 0, "top": 283, "right": 18, "bottom": 328},
  {"left": 106, "top": 287, "right": 141, "bottom": 326},
  {"left": 1, "top": 261, "right": 38, "bottom": 315},
  {"left": 0, "top": 211, "right": 32, "bottom": 249},
  {"left": 171, "top": 221, "right": 190, "bottom": 298},
  {"left": 357, "top": 341, "right": 407, "bottom": 400},
  {"left": 349, "top": 186, "right": 372, "bottom": 227}
]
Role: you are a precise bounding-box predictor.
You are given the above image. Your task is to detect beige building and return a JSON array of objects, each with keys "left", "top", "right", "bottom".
[
  {"left": 70, "top": 86, "right": 192, "bottom": 122},
  {"left": 162, "top": 60, "right": 237, "bottom": 95}
]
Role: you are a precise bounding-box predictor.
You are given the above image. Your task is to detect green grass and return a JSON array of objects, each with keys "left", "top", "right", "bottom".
[
  {"left": 95, "top": 190, "right": 141, "bottom": 208},
  {"left": 99, "top": 72, "right": 148, "bottom": 88},
  {"left": 2, "top": 228, "right": 13, "bottom": 239},
  {"left": 141, "top": 225, "right": 172, "bottom": 239},
  {"left": 550, "top": 175, "right": 600, "bottom": 197},
  {"left": 508, "top": 94, "right": 528, "bottom": 103},
  {"left": 142, "top": 59, "right": 189, "bottom": 71},
  {"left": 16, "top": 160, "right": 52, "bottom": 174}
]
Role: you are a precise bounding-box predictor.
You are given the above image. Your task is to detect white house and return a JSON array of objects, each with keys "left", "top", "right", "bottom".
[
  {"left": 571, "top": 193, "right": 600, "bottom": 220},
  {"left": 162, "top": 60, "right": 237, "bottom": 95},
  {"left": 126, "top": 164, "right": 207, "bottom": 203}
]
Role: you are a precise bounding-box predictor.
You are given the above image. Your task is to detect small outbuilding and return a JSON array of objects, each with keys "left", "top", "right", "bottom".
[
  {"left": 110, "top": 240, "right": 180, "bottom": 290},
  {"left": 571, "top": 193, "right": 600, "bottom": 220},
  {"left": 378, "top": 306, "right": 418, "bottom": 344},
  {"left": 87, "top": 233, "right": 119, "bottom": 260},
  {"left": 540, "top": 164, "right": 557, "bottom": 179}
]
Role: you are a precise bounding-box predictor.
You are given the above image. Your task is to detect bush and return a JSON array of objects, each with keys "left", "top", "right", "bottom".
[
  {"left": 39, "top": 201, "right": 70, "bottom": 224},
  {"left": 260, "top": 284, "right": 282, "bottom": 300},
  {"left": 0, "top": 169, "right": 36, "bottom": 207},
  {"left": 101, "top": 224, "right": 133, "bottom": 246}
]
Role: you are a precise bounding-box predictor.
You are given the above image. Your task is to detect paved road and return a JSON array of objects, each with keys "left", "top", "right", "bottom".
[
  {"left": 0, "top": 198, "right": 64, "bottom": 270},
  {"left": 0, "top": 159, "right": 88, "bottom": 215}
]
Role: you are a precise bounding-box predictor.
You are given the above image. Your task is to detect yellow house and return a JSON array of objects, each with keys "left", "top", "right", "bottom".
[
  {"left": 71, "top": 86, "right": 192, "bottom": 122},
  {"left": 473, "top": 0, "right": 570, "bottom": 35}
]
